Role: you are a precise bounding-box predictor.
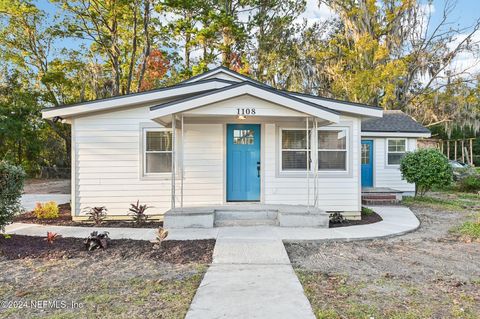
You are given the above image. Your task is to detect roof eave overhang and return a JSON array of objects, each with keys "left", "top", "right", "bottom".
[
  {"left": 41, "top": 79, "right": 234, "bottom": 120},
  {"left": 289, "top": 93, "right": 383, "bottom": 118},
  {"left": 361, "top": 131, "right": 431, "bottom": 138}
]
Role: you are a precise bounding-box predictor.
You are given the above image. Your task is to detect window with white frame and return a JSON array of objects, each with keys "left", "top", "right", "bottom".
[
  {"left": 318, "top": 128, "right": 348, "bottom": 171},
  {"left": 144, "top": 129, "right": 172, "bottom": 174},
  {"left": 281, "top": 129, "right": 310, "bottom": 171},
  {"left": 387, "top": 138, "right": 406, "bottom": 165}
]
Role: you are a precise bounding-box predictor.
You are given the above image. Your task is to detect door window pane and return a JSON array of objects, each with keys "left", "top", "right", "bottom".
[
  {"left": 233, "top": 129, "right": 254, "bottom": 145},
  {"left": 361, "top": 143, "right": 370, "bottom": 165}
]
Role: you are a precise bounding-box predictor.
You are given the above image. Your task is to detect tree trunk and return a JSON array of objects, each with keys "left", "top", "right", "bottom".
[
  {"left": 126, "top": 2, "right": 138, "bottom": 94},
  {"left": 137, "top": 0, "right": 151, "bottom": 92}
]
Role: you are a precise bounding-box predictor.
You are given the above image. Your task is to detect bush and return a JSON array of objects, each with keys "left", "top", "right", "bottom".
[
  {"left": 0, "top": 161, "right": 26, "bottom": 232},
  {"left": 83, "top": 206, "right": 108, "bottom": 225},
  {"left": 33, "top": 201, "right": 59, "bottom": 219},
  {"left": 457, "top": 175, "right": 480, "bottom": 193},
  {"left": 129, "top": 201, "right": 150, "bottom": 225},
  {"left": 400, "top": 148, "right": 453, "bottom": 196}
]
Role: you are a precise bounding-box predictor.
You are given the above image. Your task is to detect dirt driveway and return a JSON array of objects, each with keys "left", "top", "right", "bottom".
[
  {"left": 285, "top": 203, "right": 480, "bottom": 318},
  {"left": 23, "top": 179, "right": 70, "bottom": 194}
]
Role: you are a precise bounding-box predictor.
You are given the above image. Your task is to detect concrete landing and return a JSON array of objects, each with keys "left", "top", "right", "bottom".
[{"left": 164, "top": 204, "right": 329, "bottom": 229}]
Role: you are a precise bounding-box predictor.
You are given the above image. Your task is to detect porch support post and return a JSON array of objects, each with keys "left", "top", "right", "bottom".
[
  {"left": 171, "top": 114, "right": 176, "bottom": 209},
  {"left": 313, "top": 118, "right": 319, "bottom": 208},
  {"left": 180, "top": 114, "right": 184, "bottom": 209},
  {"left": 306, "top": 117, "right": 310, "bottom": 210}
]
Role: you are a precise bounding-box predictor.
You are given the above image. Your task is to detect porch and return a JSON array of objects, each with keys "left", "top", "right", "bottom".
[{"left": 163, "top": 204, "right": 330, "bottom": 228}]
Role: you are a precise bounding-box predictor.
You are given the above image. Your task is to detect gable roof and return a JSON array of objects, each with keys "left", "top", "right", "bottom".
[
  {"left": 183, "top": 66, "right": 265, "bottom": 85},
  {"left": 150, "top": 81, "right": 340, "bottom": 123},
  {"left": 41, "top": 66, "right": 384, "bottom": 119},
  {"left": 361, "top": 110, "right": 430, "bottom": 134}
]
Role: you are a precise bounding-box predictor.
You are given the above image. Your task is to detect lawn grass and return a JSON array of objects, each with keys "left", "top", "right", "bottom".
[
  {"left": 402, "top": 191, "right": 480, "bottom": 211},
  {"left": 451, "top": 213, "right": 480, "bottom": 241},
  {"left": 402, "top": 195, "right": 467, "bottom": 211},
  {"left": 0, "top": 263, "right": 206, "bottom": 319},
  {"left": 296, "top": 270, "right": 479, "bottom": 319}
]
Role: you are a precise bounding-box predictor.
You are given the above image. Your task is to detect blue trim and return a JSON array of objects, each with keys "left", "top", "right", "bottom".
[
  {"left": 226, "top": 124, "right": 261, "bottom": 201},
  {"left": 361, "top": 140, "right": 374, "bottom": 187}
]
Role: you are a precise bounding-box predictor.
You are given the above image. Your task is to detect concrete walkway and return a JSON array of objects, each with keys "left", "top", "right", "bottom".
[
  {"left": 5, "top": 206, "right": 419, "bottom": 318},
  {"left": 5, "top": 206, "right": 419, "bottom": 241},
  {"left": 186, "top": 230, "right": 315, "bottom": 318}
]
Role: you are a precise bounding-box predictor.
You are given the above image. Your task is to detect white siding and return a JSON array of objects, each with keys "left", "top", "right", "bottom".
[
  {"left": 74, "top": 102, "right": 361, "bottom": 217},
  {"left": 74, "top": 107, "right": 224, "bottom": 216},
  {"left": 370, "top": 137, "right": 416, "bottom": 191},
  {"left": 263, "top": 115, "right": 361, "bottom": 213}
]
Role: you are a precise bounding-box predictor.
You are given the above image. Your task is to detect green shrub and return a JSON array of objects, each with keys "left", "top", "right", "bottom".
[
  {"left": 33, "top": 201, "right": 59, "bottom": 219},
  {"left": 400, "top": 148, "right": 453, "bottom": 196},
  {"left": 457, "top": 175, "right": 480, "bottom": 193},
  {"left": 0, "top": 161, "right": 26, "bottom": 232},
  {"left": 361, "top": 206, "right": 374, "bottom": 216}
]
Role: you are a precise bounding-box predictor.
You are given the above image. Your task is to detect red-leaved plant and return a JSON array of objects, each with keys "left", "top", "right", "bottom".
[{"left": 45, "top": 232, "right": 61, "bottom": 244}]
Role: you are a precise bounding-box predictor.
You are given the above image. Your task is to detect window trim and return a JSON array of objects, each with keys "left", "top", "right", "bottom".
[
  {"left": 386, "top": 138, "right": 407, "bottom": 166},
  {"left": 317, "top": 127, "right": 349, "bottom": 172},
  {"left": 279, "top": 128, "right": 312, "bottom": 172},
  {"left": 142, "top": 127, "right": 173, "bottom": 177}
]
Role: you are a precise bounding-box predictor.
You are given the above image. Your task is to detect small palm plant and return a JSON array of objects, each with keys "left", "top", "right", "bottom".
[
  {"left": 83, "top": 206, "right": 108, "bottom": 225},
  {"left": 129, "top": 201, "right": 150, "bottom": 225}
]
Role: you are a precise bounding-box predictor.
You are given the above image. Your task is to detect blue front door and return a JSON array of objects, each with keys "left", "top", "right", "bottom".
[
  {"left": 361, "top": 140, "right": 374, "bottom": 187},
  {"left": 227, "top": 124, "right": 261, "bottom": 201}
]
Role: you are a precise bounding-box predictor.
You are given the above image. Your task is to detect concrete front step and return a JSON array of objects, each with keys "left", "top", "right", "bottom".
[
  {"left": 215, "top": 219, "right": 279, "bottom": 227},
  {"left": 164, "top": 205, "right": 330, "bottom": 229},
  {"left": 215, "top": 210, "right": 278, "bottom": 221}
]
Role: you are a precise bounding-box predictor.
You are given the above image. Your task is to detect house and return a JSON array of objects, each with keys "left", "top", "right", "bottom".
[{"left": 42, "top": 67, "right": 430, "bottom": 227}]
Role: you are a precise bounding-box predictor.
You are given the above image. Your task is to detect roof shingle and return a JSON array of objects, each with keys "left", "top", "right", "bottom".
[{"left": 361, "top": 110, "right": 430, "bottom": 133}]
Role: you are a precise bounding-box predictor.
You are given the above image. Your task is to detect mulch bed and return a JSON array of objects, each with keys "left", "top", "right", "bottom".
[
  {"left": 329, "top": 211, "right": 383, "bottom": 228},
  {"left": 13, "top": 203, "right": 163, "bottom": 228},
  {"left": 0, "top": 235, "right": 214, "bottom": 264}
]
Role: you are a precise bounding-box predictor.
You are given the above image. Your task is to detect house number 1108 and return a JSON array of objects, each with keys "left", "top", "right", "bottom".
[{"left": 237, "top": 108, "right": 256, "bottom": 115}]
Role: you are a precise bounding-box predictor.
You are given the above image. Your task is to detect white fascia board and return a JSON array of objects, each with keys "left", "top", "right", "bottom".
[
  {"left": 184, "top": 68, "right": 251, "bottom": 84},
  {"left": 42, "top": 80, "right": 232, "bottom": 119},
  {"left": 361, "top": 131, "right": 431, "bottom": 138},
  {"left": 291, "top": 94, "right": 383, "bottom": 118},
  {"left": 150, "top": 85, "right": 340, "bottom": 123}
]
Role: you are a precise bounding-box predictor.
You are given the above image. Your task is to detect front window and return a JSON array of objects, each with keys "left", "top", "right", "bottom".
[
  {"left": 144, "top": 130, "right": 172, "bottom": 174},
  {"left": 281, "top": 129, "right": 310, "bottom": 171},
  {"left": 318, "top": 128, "right": 348, "bottom": 171},
  {"left": 387, "top": 139, "right": 406, "bottom": 165}
]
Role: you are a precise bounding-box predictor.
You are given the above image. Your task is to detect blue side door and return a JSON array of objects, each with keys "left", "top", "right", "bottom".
[
  {"left": 227, "top": 124, "right": 261, "bottom": 201},
  {"left": 361, "top": 140, "right": 374, "bottom": 188}
]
